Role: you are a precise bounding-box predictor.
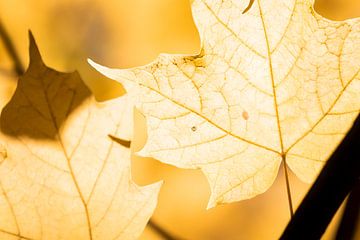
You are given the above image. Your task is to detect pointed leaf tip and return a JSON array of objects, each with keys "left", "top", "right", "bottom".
[
  {"left": 28, "top": 31, "right": 43, "bottom": 65},
  {"left": 88, "top": 59, "right": 103, "bottom": 72}
]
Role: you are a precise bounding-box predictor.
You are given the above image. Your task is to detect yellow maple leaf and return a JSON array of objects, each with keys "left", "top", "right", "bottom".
[
  {"left": 0, "top": 33, "right": 161, "bottom": 240},
  {"left": 91, "top": 0, "right": 360, "bottom": 208}
]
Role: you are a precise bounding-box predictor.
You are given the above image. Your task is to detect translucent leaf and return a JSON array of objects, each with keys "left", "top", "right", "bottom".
[
  {"left": 91, "top": 0, "right": 360, "bottom": 208},
  {"left": 0, "top": 33, "right": 161, "bottom": 240}
]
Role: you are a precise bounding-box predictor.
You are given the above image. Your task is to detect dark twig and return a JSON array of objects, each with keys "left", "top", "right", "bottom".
[
  {"left": 147, "top": 219, "right": 178, "bottom": 240},
  {"left": 0, "top": 19, "right": 25, "bottom": 75},
  {"left": 335, "top": 180, "right": 360, "bottom": 240},
  {"left": 108, "top": 134, "right": 131, "bottom": 148},
  {"left": 281, "top": 114, "right": 360, "bottom": 239},
  {"left": 242, "top": 0, "right": 255, "bottom": 14},
  {"left": 0, "top": 67, "right": 16, "bottom": 78}
]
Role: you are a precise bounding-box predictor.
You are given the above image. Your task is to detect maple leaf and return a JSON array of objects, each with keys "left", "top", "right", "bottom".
[
  {"left": 91, "top": 0, "right": 360, "bottom": 208},
  {"left": 0, "top": 33, "right": 161, "bottom": 240}
]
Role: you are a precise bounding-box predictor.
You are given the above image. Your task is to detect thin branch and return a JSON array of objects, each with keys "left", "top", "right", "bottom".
[
  {"left": 281, "top": 114, "right": 360, "bottom": 239},
  {"left": 147, "top": 219, "right": 178, "bottom": 240},
  {"left": 0, "top": 19, "right": 25, "bottom": 75},
  {"left": 335, "top": 180, "right": 360, "bottom": 239},
  {"left": 0, "top": 67, "right": 16, "bottom": 78}
]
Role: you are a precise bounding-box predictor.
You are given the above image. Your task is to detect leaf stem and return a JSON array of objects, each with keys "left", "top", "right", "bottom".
[
  {"left": 282, "top": 155, "right": 294, "bottom": 217},
  {"left": 0, "top": 19, "right": 24, "bottom": 76},
  {"left": 147, "top": 219, "right": 178, "bottom": 240}
]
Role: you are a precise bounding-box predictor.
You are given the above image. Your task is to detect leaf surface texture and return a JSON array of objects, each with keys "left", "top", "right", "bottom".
[
  {"left": 91, "top": 0, "right": 360, "bottom": 207},
  {"left": 0, "top": 34, "right": 161, "bottom": 240}
]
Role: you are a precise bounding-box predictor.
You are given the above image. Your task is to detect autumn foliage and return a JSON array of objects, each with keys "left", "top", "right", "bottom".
[{"left": 0, "top": 0, "right": 359, "bottom": 239}]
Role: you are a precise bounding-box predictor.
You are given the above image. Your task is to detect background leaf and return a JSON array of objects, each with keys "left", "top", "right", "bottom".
[{"left": 0, "top": 34, "right": 161, "bottom": 240}]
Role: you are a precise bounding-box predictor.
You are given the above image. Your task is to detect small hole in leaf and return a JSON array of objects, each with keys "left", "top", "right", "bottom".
[{"left": 191, "top": 126, "right": 197, "bottom": 132}]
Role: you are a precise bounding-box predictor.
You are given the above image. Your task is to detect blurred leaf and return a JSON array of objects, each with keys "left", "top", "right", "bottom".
[
  {"left": 92, "top": 0, "right": 360, "bottom": 208},
  {"left": 315, "top": 0, "right": 360, "bottom": 20},
  {"left": 0, "top": 33, "right": 161, "bottom": 240}
]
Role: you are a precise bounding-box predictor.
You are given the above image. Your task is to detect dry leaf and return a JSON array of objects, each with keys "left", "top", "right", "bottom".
[
  {"left": 91, "top": 0, "right": 360, "bottom": 208},
  {"left": 0, "top": 33, "right": 161, "bottom": 240}
]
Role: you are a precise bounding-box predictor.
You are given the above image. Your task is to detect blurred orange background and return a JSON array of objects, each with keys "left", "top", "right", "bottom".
[{"left": 0, "top": 0, "right": 359, "bottom": 239}]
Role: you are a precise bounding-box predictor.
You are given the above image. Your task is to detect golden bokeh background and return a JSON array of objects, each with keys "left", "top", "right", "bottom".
[{"left": 0, "top": 0, "right": 359, "bottom": 239}]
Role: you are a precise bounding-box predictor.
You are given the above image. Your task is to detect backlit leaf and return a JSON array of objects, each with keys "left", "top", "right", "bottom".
[
  {"left": 91, "top": 0, "right": 360, "bottom": 208},
  {"left": 0, "top": 33, "right": 161, "bottom": 240}
]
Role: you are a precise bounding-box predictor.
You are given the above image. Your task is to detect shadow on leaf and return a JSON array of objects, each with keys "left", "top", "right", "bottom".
[{"left": 0, "top": 32, "right": 91, "bottom": 139}]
